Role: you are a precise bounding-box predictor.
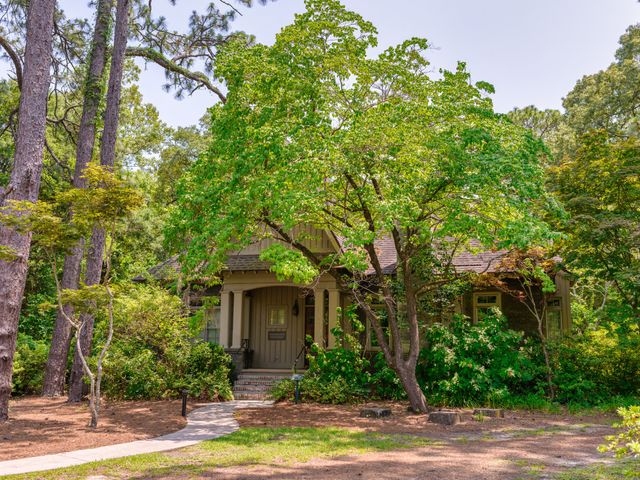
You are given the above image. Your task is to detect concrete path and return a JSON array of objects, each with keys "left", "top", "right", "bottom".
[{"left": 0, "top": 400, "right": 273, "bottom": 477}]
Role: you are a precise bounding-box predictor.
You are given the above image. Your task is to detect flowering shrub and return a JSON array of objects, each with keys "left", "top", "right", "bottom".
[{"left": 417, "top": 313, "right": 536, "bottom": 406}]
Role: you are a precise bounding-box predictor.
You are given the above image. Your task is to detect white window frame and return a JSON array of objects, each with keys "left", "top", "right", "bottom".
[{"left": 472, "top": 292, "right": 502, "bottom": 323}]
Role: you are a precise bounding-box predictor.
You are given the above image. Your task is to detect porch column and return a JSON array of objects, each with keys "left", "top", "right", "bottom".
[
  {"left": 327, "top": 288, "right": 340, "bottom": 349},
  {"left": 313, "top": 287, "right": 325, "bottom": 347},
  {"left": 219, "top": 290, "right": 231, "bottom": 348},
  {"left": 231, "top": 289, "right": 244, "bottom": 349}
]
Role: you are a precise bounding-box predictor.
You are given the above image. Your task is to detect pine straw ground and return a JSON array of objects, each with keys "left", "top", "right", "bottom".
[{"left": 3, "top": 399, "right": 640, "bottom": 480}]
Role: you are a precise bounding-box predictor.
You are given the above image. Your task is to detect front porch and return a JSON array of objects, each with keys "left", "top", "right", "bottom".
[{"left": 217, "top": 271, "right": 346, "bottom": 372}]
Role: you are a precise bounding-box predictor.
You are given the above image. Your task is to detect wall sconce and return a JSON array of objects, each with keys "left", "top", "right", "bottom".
[{"left": 292, "top": 299, "right": 299, "bottom": 317}]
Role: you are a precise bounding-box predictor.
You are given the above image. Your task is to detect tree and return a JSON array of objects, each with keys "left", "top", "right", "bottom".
[
  {"left": 1, "top": 165, "right": 142, "bottom": 427},
  {"left": 169, "top": 0, "right": 555, "bottom": 412},
  {"left": 552, "top": 133, "right": 640, "bottom": 321},
  {"left": 0, "top": 0, "right": 56, "bottom": 421},
  {"left": 68, "top": 0, "right": 131, "bottom": 403},
  {"left": 126, "top": 0, "right": 270, "bottom": 103},
  {"left": 551, "top": 25, "right": 640, "bottom": 325},
  {"left": 43, "top": 0, "right": 116, "bottom": 398}
]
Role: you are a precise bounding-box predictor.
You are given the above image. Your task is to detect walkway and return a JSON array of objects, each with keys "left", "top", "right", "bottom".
[{"left": 0, "top": 400, "right": 273, "bottom": 477}]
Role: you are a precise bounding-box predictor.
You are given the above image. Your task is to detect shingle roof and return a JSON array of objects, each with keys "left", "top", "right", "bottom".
[{"left": 138, "top": 237, "right": 517, "bottom": 282}]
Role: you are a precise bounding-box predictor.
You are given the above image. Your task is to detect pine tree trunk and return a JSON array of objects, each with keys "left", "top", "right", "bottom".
[
  {"left": 0, "top": 0, "right": 56, "bottom": 421},
  {"left": 42, "top": 0, "right": 114, "bottom": 398},
  {"left": 68, "top": 0, "right": 130, "bottom": 403}
]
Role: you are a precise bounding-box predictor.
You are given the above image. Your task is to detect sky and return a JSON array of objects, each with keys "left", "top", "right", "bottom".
[{"left": 7, "top": 0, "right": 640, "bottom": 128}]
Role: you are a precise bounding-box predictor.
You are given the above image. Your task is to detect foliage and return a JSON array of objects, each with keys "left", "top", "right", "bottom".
[
  {"left": 271, "top": 327, "right": 404, "bottom": 403},
  {"left": 100, "top": 283, "right": 232, "bottom": 400},
  {"left": 551, "top": 133, "right": 640, "bottom": 318},
  {"left": 11, "top": 334, "right": 49, "bottom": 396},
  {"left": 549, "top": 328, "right": 640, "bottom": 405},
  {"left": 600, "top": 406, "right": 640, "bottom": 457},
  {"left": 169, "top": 0, "right": 555, "bottom": 411},
  {"left": 417, "top": 313, "right": 537, "bottom": 407}
]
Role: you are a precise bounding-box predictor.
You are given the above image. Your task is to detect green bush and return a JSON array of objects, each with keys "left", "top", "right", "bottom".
[
  {"left": 271, "top": 323, "right": 404, "bottom": 403},
  {"left": 417, "top": 313, "right": 537, "bottom": 407},
  {"left": 101, "top": 284, "right": 233, "bottom": 401},
  {"left": 548, "top": 328, "right": 640, "bottom": 405},
  {"left": 600, "top": 405, "right": 640, "bottom": 457},
  {"left": 12, "top": 334, "right": 49, "bottom": 395}
]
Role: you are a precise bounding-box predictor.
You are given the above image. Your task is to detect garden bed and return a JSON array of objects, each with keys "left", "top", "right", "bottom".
[{"left": 0, "top": 396, "right": 191, "bottom": 461}]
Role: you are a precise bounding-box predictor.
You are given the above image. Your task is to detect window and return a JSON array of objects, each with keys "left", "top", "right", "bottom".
[
  {"left": 268, "top": 306, "right": 287, "bottom": 327},
  {"left": 366, "top": 303, "right": 410, "bottom": 352},
  {"left": 204, "top": 306, "right": 221, "bottom": 345},
  {"left": 367, "top": 304, "right": 388, "bottom": 350},
  {"left": 473, "top": 292, "right": 501, "bottom": 322},
  {"left": 546, "top": 297, "right": 563, "bottom": 338}
]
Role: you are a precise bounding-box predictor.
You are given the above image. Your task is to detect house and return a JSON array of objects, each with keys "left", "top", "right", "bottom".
[{"left": 140, "top": 225, "right": 572, "bottom": 376}]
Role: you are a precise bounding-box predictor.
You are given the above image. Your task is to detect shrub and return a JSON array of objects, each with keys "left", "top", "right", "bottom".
[
  {"left": 271, "top": 323, "right": 404, "bottom": 403},
  {"left": 600, "top": 406, "right": 640, "bottom": 457},
  {"left": 100, "top": 284, "right": 233, "bottom": 401},
  {"left": 417, "top": 313, "right": 537, "bottom": 407},
  {"left": 12, "top": 334, "right": 49, "bottom": 395},
  {"left": 548, "top": 328, "right": 640, "bottom": 405}
]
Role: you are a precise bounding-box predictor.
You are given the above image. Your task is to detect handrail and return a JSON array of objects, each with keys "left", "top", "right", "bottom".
[{"left": 293, "top": 343, "right": 307, "bottom": 374}]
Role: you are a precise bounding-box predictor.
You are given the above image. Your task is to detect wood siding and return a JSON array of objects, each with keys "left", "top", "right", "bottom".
[
  {"left": 249, "top": 286, "right": 305, "bottom": 369},
  {"left": 237, "top": 225, "right": 336, "bottom": 255}
]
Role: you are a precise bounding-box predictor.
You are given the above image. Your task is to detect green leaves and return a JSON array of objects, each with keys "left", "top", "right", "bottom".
[
  {"left": 259, "top": 243, "right": 319, "bottom": 284},
  {"left": 171, "top": 0, "right": 554, "bottom": 299},
  {"left": 0, "top": 164, "right": 142, "bottom": 257},
  {"left": 600, "top": 405, "right": 640, "bottom": 457}
]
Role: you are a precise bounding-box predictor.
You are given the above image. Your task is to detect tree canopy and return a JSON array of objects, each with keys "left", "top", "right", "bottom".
[{"left": 170, "top": 0, "right": 557, "bottom": 411}]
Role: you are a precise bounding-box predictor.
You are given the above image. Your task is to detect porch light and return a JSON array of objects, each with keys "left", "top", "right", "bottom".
[{"left": 292, "top": 299, "right": 299, "bottom": 317}]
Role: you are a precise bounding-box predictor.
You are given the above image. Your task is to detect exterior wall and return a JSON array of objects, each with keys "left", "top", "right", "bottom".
[
  {"left": 233, "top": 225, "right": 336, "bottom": 255},
  {"left": 461, "top": 275, "right": 572, "bottom": 336}
]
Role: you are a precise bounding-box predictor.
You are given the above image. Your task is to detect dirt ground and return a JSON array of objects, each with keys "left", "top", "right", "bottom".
[
  {"left": 0, "top": 397, "right": 189, "bottom": 461},
  {"left": 229, "top": 401, "right": 618, "bottom": 480}
]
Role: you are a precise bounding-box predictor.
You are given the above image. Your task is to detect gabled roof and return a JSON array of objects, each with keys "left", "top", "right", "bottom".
[{"left": 136, "top": 237, "right": 515, "bottom": 282}]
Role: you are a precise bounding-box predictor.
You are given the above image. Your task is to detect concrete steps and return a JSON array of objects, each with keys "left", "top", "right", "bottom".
[{"left": 233, "top": 371, "right": 299, "bottom": 400}]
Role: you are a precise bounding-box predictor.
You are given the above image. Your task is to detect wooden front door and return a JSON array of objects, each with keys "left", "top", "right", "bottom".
[{"left": 249, "top": 286, "right": 305, "bottom": 369}]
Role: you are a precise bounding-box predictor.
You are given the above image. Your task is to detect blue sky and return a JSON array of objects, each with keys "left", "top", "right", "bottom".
[{"left": 7, "top": 0, "right": 640, "bottom": 127}]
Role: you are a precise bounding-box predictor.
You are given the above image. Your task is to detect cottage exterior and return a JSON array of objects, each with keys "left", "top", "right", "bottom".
[{"left": 143, "top": 225, "right": 572, "bottom": 375}]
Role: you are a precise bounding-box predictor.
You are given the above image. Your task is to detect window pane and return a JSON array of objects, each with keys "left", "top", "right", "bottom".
[
  {"left": 477, "top": 295, "right": 498, "bottom": 305},
  {"left": 547, "top": 310, "right": 562, "bottom": 338},
  {"left": 269, "top": 306, "right": 286, "bottom": 326},
  {"left": 204, "top": 307, "right": 220, "bottom": 345}
]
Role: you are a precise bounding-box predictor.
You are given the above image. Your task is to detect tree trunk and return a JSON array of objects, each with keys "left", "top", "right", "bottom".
[
  {"left": 396, "top": 363, "right": 428, "bottom": 413},
  {"left": 68, "top": 0, "right": 130, "bottom": 403},
  {"left": 42, "top": 0, "right": 115, "bottom": 398},
  {"left": 0, "top": 0, "right": 56, "bottom": 421}
]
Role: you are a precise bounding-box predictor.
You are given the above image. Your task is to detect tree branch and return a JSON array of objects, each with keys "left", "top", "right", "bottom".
[
  {"left": 0, "top": 34, "right": 23, "bottom": 89},
  {"left": 125, "top": 46, "right": 227, "bottom": 103}
]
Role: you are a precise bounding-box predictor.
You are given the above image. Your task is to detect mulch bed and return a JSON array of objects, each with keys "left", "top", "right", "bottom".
[{"left": 0, "top": 396, "right": 191, "bottom": 461}]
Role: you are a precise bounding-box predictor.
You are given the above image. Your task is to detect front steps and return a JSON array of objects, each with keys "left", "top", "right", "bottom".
[{"left": 233, "top": 370, "right": 297, "bottom": 400}]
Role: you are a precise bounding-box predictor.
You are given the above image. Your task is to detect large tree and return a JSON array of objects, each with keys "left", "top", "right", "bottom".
[
  {"left": 67, "top": 0, "right": 131, "bottom": 402},
  {"left": 170, "top": 0, "right": 555, "bottom": 412},
  {"left": 43, "top": 0, "right": 115, "bottom": 397},
  {"left": 0, "top": 0, "right": 56, "bottom": 421},
  {"left": 550, "top": 25, "right": 640, "bottom": 324}
]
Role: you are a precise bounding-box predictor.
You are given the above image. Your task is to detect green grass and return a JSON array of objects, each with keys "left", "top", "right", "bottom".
[
  {"left": 553, "top": 459, "right": 640, "bottom": 479},
  {"left": 4, "top": 427, "right": 436, "bottom": 480}
]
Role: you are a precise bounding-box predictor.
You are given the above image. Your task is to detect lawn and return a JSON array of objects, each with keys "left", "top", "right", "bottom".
[{"left": 4, "top": 427, "right": 436, "bottom": 480}]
